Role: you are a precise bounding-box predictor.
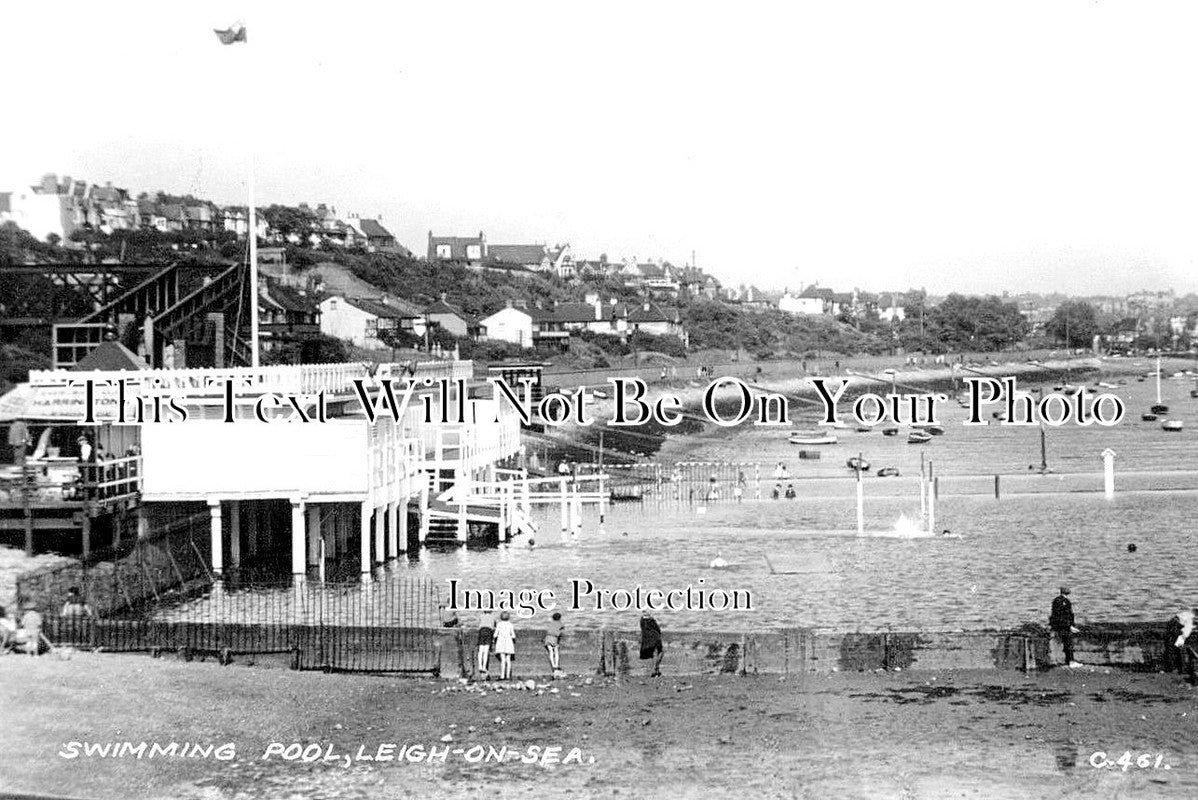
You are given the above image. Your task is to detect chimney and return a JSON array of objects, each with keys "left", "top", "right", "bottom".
[
  {"left": 506, "top": 299, "right": 513, "bottom": 309},
  {"left": 643, "top": 302, "right": 651, "bottom": 312},
  {"left": 594, "top": 299, "right": 602, "bottom": 321},
  {"left": 441, "top": 292, "right": 448, "bottom": 302}
]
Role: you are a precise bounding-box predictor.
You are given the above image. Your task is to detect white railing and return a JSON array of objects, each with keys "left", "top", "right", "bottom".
[{"left": 29, "top": 360, "right": 474, "bottom": 398}]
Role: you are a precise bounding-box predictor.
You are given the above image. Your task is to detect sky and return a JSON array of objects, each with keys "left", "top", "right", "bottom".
[{"left": 3, "top": 1, "right": 1198, "bottom": 296}]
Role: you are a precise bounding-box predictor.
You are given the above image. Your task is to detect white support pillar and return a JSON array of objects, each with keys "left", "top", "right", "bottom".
[
  {"left": 359, "top": 502, "right": 372, "bottom": 582},
  {"left": 306, "top": 504, "right": 321, "bottom": 577},
  {"left": 419, "top": 479, "right": 430, "bottom": 543},
  {"left": 208, "top": 500, "right": 223, "bottom": 580},
  {"left": 397, "top": 499, "right": 409, "bottom": 552},
  {"left": 571, "top": 487, "right": 583, "bottom": 536},
  {"left": 374, "top": 504, "right": 386, "bottom": 565},
  {"left": 456, "top": 468, "right": 468, "bottom": 542},
  {"left": 291, "top": 499, "right": 306, "bottom": 586},
  {"left": 136, "top": 508, "right": 149, "bottom": 539},
  {"left": 387, "top": 501, "right": 399, "bottom": 559}
]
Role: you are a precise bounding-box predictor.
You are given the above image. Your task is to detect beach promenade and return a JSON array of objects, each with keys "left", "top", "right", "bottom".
[{"left": 2, "top": 651, "right": 1196, "bottom": 799}]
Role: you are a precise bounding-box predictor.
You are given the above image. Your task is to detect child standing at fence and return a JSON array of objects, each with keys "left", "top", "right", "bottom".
[
  {"left": 476, "top": 609, "right": 495, "bottom": 680},
  {"left": 544, "top": 612, "right": 565, "bottom": 678},
  {"left": 494, "top": 611, "right": 516, "bottom": 680}
]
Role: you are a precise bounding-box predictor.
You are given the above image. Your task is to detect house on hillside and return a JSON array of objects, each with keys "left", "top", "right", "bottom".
[
  {"left": 480, "top": 304, "right": 534, "bottom": 348},
  {"left": 628, "top": 301, "right": 685, "bottom": 339},
  {"left": 779, "top": 285, "right": 841, "bottom": 315},
  {"left": 318, "top": 295, "right": 427, "bottom": 349},
  {"left": 489, "top": 244, "right": 550, "bottom": 271},
  {"left": 878, "top": 293, "right": 906, "bottom": 323},
  {"left": 426, "top": 294, "right": 486, "bottom": 340},
  {"left": 428, "top": 231, "right": 486, "bottom": 265},
  {"left": 260, "top": 281, "right": 322, "bottom": 362},
  {"left": 348, "top": 217, "right": 409, "bottom": 255}
]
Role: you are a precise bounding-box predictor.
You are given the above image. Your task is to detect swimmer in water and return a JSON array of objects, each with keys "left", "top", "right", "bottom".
[{"left": 710, "top": 552, "right": 729, "bottom": 569}]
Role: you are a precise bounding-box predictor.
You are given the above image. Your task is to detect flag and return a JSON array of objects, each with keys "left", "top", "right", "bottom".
[{"left": 214, "top": 23, "right": 247, "bottom": 45}]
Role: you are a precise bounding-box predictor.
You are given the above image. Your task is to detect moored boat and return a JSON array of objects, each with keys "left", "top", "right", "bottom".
[
  {"left": 1151, "top": 404, "right": 1169, "bottom": 414},
  {"left": 881, "top": 427, "right": 899, "bottom": 437},
  {"left": 846, "top": 457, "right": 870, "bottom": 471},
  {"left": 1162, "top": 419, "right": 1184, "bottom": 432},
  {"left": 911, "top": 422, "right": 945, "bottom": 435},
  {"left": 876, "top": 466, "right": 900, "bottom": 477},
  {"left": 907, "top": 430, "right": 933, "bottom": 444},
  {"left": 789, "top": 430, "right": 837, "bottom": 445},
  {"left": 1142, "top": 412, "right": 1158, "bottom": 422}
]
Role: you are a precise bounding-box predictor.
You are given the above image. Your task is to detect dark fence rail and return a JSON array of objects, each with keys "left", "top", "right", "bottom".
[{"left": 37, "top": 578, "right": 441, "bottom": 674}]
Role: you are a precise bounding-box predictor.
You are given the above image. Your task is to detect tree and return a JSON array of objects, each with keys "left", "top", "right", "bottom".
[{"left": 1045, "top": 300, "right": 1099, "bottom": 349}]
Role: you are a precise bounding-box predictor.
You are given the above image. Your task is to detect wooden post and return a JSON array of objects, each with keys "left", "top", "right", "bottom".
[
  {"left": 81, "top": 514, "right": 92, "bottom": 561},
  {"left": 994, "top": 474, "right": 1000, "bottom": 499},
  {"left": 229, "top": 500, "right": 241, "bottom": 571},
  {"left": 387, "top": 501, "right": 399, "bottom": 558},
  {"left": 23, "top": 508, "right": 34, "bottom": 557},
  {"left": 397, "top": 499, "right": 409, "bottom": 552},
  {"left": 359, "top": 502, "right": 372, "bottom": 582},
  {"left": 456, "top": 468, "right": 468, "bottom": 542},
  {"left": 306, "top": 504, "right": 321, "bottom": 575}
]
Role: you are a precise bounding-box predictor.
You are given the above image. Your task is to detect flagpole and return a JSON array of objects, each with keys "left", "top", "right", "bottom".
[
  {"left": 248, "top": 147, "right": 260, "bottom": 368},
  {"left": 245, "top": 21, "right": 260, "bottom": 368}
]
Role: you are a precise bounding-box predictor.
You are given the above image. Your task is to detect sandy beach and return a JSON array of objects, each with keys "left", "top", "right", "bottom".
[{"left": 2, "top": 651, "right": 1197, "bottom": 799}]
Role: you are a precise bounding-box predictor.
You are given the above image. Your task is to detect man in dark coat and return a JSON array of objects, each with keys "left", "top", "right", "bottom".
[
  {"left": 1049, "top": 586, "right": 1078, "bottom": 666},
  {"left": 639, "top": 611, "right": 664, "bottom": 677}
]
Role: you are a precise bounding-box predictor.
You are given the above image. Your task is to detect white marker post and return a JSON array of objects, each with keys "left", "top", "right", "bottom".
[
  {"left": 1102, "top": 448, "right": 1116, "bottom": 499},
  {"left": 927, "top": 461, "right": 936, "bottom": 534},
  {"left": 856, "top": 452, "right": 865, "bottom": 535}
]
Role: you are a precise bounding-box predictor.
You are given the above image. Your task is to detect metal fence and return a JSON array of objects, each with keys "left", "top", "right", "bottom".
[{"left": 39, "top": 578, "right": 442, "bottom": 674}]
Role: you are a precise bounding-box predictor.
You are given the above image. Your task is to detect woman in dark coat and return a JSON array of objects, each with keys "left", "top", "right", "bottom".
[{"left": 639, "top": 611, "right": 664, "bottom": 677}]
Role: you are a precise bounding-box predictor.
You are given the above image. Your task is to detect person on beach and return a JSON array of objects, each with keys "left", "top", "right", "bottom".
[
  {"left": 494, "top": 611, "right": 516, "bottom": 680},
  {"left": 784, "top": 483, "right": 796, "bottom": 499},
  {"left": 1164, "top": 610, "right": 1188, "bottom": 673},
  {"left": 476, "top": 609, "right": 496, "bottom": 679},
  {"left": 439, "top": 604, "right": 460, "bottom": 628},
  {"left": 1050, "top": 587, "right": 1080, "bottom": 667},
  {"left": 640, "top": 611, "right": 664, "bottom": 677},
  {"left": 544, "top": 612, "right": 565, "bottom": 677},
  {"left": 772, "top": 483, "right": 782, "bottom": 500},
  {"left": 0, "top": 606, "right": 17, "bottom": 650},
  {"left": 60, "top": 587, "right": 92, "bottom": 618}
]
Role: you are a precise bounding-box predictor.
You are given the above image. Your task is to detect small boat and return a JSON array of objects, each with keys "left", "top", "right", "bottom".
[
  {"left": 789, "top": 431, "right": 837, "bottom": 445},
  {"left": 855, "top": 425, "right": 872, "bottom": 433},
  {"left": 1162, "top": 419, "right": 1184, "bottom": 432},
  {"left": 881, "top": 427, "right": 899, "bottom": 437},
  {"left": 592, "top": 390, "right": 608, "bottom": 399},
  {"left": 908, "top": 431, "right": 933, "bottom": 444},
  {"left": 797, "top": 449, "right": 821, "bottom": 460},
  {"left": 876, "top": 466, "right": 900, "bottom": 478},
  {"left": 1142, "top": 412, "right": 1158, "bottom": 422},
  {"left": 1151, "top": 404, "right": 1169, "bottom": 414},
  {"left": 1191, "top": 389, "right": 1198, "bottom": 398},
  {"left": 846, "top": 457, "right": 870, "bottom": 472},
  {"left": 911, "top": 422, "right": 945, "bottom": 435}
]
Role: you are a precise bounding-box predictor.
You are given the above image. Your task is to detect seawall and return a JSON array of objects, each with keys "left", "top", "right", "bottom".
[{"left": 439, "top": 620, "right": 1174, "bottom": 678}]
